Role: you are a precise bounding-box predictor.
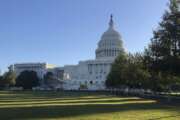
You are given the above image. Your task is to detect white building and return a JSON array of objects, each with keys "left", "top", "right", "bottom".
[
  {"left": 60, "top": 15, "right": 124, "bottom": 90},
  {"left": 11, "top": 15, "right": 124, "bottom": 90},
  {"left": 12, "top": 63, "right": 55, "bottom": 84}
]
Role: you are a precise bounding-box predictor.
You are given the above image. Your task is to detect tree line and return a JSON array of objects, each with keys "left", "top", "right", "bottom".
[
  {"left": 0, "top": 70, "right": 39, "bottom": 90},
  {"left": 0, "top": 69, "right": 58, "bottom": 90},
  {"left": 106, "top": 0, "right": 180, "bottom": 92}
]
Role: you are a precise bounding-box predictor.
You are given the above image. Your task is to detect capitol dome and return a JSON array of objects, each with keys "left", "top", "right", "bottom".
[{"left": 96, "top": 15, "right": 124, "bottom": 59}]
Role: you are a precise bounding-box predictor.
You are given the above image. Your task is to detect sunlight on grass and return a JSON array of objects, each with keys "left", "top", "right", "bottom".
[
  {"left": 0, "top": 100, "right": 156, "bottom": 108},
  {"left": 0, "top": 91, "right": 179, "bottom": 120}
]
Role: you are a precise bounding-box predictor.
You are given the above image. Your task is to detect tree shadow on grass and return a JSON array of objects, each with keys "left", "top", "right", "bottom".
[
  {"left": 0, "top": 95, "right": 116, "bottom": 102},
  {"left": 0, "top": 102, "right": 179, "bottom": 120},
  {"left": 0, "top": 91, "right": 112, "bottom": 100},
  {"left": 0, "top": 91, "right": 180, "bottom": 120}
]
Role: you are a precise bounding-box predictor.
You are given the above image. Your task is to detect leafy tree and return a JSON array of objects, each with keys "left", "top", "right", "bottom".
[
  {"left": 143, "top": 0, "right": 180, "bottom": 91},
  {"left": 124, "top": 53, "right": 150, "bottom": 89},
  {"left": 3, "top": 70, "right": 16, "bottom": 87},
  {"left": 0, "top": 75, "right": 4, "bottom": 88},
  {"left": 106, "top": 52, "right": 150, "bottom": 89},
  {"left": 146, "top": 0, "right": 180, "bottom": 75},
  {"left": 44, "top": 72, "right": 54, "bottom": 85},
  {"left": 16, "top": 71, "right": 39, "bottom": 89},
  {"left": 106, "top": 52, "right": 128, "bottom": 88},
  {"left": 79, "top": 84, "right": 88, "bottom": 90}
]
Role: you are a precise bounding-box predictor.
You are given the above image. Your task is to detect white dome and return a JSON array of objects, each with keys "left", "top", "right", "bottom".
[
  {"left": 101, "top": 28, "right": 121, "bottom": 39},
  {"left": 96, "top": 15, "right": 124, "bottom": 59}
]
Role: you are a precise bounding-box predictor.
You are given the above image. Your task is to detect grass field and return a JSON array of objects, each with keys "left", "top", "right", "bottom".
[{"left": 0, "top": 91, "right": 180, "bottom": 120}]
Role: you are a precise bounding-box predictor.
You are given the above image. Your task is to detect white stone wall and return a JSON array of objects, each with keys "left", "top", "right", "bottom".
[
  {"left": 60, "top": 58, "right": 114, "bottom": 90},
  {"left": 13, "top": 63, "right": 47, "bottom": 79}
]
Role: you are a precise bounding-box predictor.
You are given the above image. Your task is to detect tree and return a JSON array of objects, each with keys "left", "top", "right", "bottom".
[
  {"left": 106, "top": 52, "right": 128, "bottom": 88},
  {"left": 3, "top": 70, "right": 16, "bottom": 87},
  {"left": 143, "top": 0, "right": 180, "bottom": 91},
  {"left": 106, "top": 52, "right": 150, "bottom": 89},
  {"left": 0, "top": 75, "right": 4, "bottom": 88},
  {"left": 44, "top": 72, "right": 54, "bottom": 85},
  {"left": 124, "top": 53, "right": 150, "bottom": 89},
  {"left": 146, "top": 0, "right": 180, "bottom": 74},
  {"left": 16, "top": 71, "right": 39, "bottom": 89}
]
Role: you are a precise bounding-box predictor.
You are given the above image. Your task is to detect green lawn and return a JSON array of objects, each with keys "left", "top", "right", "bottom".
[{"left": 0, "top": 91, "right": 179, "bottom": 120}]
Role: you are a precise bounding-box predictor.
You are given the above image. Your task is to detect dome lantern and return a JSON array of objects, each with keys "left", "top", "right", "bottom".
[{"left": 109, "top": 14, "right": 114, "bottom": 29}]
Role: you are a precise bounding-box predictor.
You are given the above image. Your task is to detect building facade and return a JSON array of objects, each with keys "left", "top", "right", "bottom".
[
  {"left": 13, "top": 63, "right": 47, "bottom": 79},
  {"left": 60, "top": 15, "right": 124, "bottom": 90},
  {"left": 12, "top": 15, "right": 124, "bottom": 90}
]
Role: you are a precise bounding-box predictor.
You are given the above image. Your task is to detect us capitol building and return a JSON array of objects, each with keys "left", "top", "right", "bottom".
[{"left": 11, "top": 15, "right": 124, "bottom": 90}]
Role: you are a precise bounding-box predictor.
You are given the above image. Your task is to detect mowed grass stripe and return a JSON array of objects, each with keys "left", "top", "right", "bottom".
[
  {"left": 0, "top": 99, "right": 156, "bottom": 108},
  {"left": 0, "top": 97, "right": 142, "bottom": 104},
  {"left": 0, "top": 91, "right": 180, "bottom": 120},
  {"left": 0, "top": 101, "right": 157, "bottom": 109}
]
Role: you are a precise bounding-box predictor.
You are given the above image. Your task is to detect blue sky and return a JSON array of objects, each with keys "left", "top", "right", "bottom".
[{"left": 0, "top": 0, "right": 169, "bottom": 73}]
